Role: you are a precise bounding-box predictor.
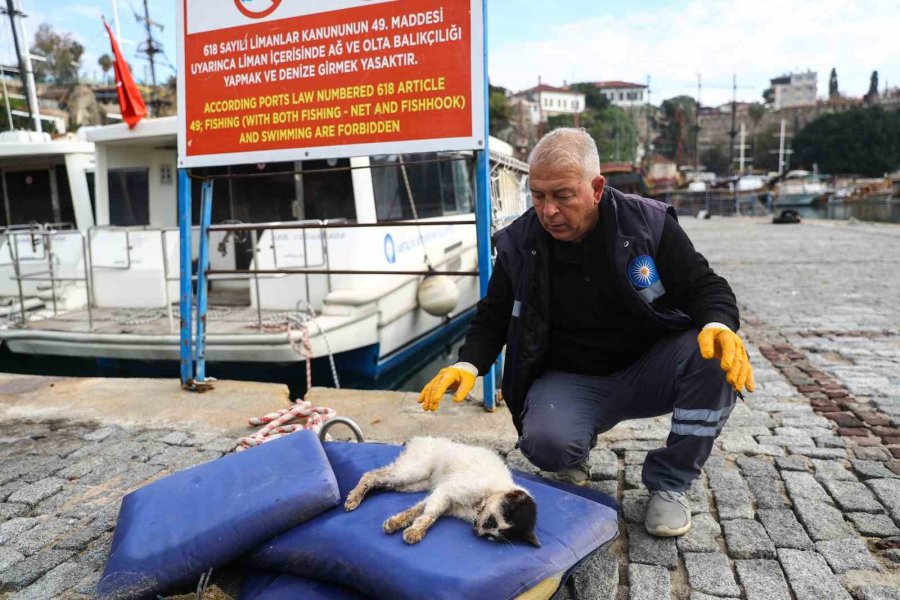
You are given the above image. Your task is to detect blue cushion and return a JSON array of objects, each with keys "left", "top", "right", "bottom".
[
  {"left": 240, "top": 569, "right": 372, "bottom": 600},
  {"left": 249, "top": 442, "right": 619, "bottom": 600},
  {"left": 97, "top": 431, "right": 340, "bottom": 600}
]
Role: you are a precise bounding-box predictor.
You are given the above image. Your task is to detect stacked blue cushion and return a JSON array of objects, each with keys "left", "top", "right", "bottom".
[
  {"left": 96, "top": 431, "right": 340, "bottom": 600},
  {"left": 248, "top": 442, "right": 619, "bottom": 600}
]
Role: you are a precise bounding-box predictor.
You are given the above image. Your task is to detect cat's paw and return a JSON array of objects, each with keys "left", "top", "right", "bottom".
[
  {"left": 344, "top": 493, "right": 362, "bottom": 511},
  {"left": 403, "top": 526, "right": 425, "bottom": 544},
  {"left": 383, "top": 515, "right": 404, "bottom": 533}
]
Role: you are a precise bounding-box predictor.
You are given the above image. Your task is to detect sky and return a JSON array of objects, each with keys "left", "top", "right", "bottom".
[{"left": 4, "top": 0, "right": 899, "bottom": 108}]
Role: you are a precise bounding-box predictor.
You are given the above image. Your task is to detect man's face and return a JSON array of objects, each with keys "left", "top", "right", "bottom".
[{"left": 529, "top": 165, "right": 605, "bottom": 242}]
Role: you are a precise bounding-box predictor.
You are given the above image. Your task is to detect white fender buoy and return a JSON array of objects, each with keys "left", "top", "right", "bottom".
[{"left": 417, "top": 275, "right": 459, "bottom": 317}]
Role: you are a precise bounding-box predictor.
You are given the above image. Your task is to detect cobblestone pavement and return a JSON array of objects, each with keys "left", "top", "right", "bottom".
[{"left": 0, "top": 217, "right": 898, "bottom": 599}]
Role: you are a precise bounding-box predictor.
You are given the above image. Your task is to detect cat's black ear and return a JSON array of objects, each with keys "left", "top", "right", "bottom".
[{"left": 525, "top": 529, "right": 541, "bottom": 547}]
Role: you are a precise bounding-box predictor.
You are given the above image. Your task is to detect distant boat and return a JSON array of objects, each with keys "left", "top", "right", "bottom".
[
  {"left": 774, "top": 170, "right": 828, "bottom": 207},
  {"left": 848, "top": 178, "right": 893, "bottom": 203}
]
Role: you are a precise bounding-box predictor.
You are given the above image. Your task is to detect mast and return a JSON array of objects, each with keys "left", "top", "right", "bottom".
[
  {"left": 729, "top": 74, "right": 737, "bottom": 175},
  {"left": 694, "top": 73, "right": 701, "bottom": 171},
  {"left": 644, "top": 74, "right": 651, "bottom": 165},
  {"left": 137, "top": 0, "right": 161, "bottom": 116},
  {"left": 4, "top": 0, "right": 40, "bottom": 132},
  {"left": 777, "top": 119, "right": 786, "bottom": 174}
]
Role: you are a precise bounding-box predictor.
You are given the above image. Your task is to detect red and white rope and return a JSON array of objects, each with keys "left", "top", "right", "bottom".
[{"left": 236, "top": 400, "right": 336, "bottom": 452}]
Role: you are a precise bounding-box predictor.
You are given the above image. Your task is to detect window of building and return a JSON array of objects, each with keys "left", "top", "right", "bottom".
[
  {"left": 371, "top": 153, "right": 473, "bottom": 222},
  {"left": 108, "top": 168, "right": 149, "bottom": 226},
  {"left": 619, "top": 92, "right": 624, "bottom": 100}
]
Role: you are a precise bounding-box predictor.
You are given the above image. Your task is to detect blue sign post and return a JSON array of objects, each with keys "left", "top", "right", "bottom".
[
  {"left": 474, "top": 0, "right": 497, "bottom": 411},
  {"left": 177, "top": 169, "right": 193, "bottom": 388},
  {"left": 194, "top": 180, "right": 214, "bottom": 387}
]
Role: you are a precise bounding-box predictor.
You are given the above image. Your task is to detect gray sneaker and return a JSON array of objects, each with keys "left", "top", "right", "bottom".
[
  {"left": 645, "top": 490, "right": 692, "bottom": 537},
  {"left": 551, "top": 461, "right": 591, "bottom": 486}
]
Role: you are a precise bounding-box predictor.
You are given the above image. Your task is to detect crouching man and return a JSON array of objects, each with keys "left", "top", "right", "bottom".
[{"left": 418, "top": 128, "right": 754, "bottom": 537}]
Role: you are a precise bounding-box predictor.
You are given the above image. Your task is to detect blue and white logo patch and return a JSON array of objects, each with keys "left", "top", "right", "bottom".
[
  {"left": 627, "top": 255, "right": 666, "bottom": 302},
  {"left": 628, "top": 255, "right": 659, "bottom": 289}
]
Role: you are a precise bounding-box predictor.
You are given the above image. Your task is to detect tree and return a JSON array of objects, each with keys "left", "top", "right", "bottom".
[
  {"left": 488, "top": 83, "right": 511, "bottom": 136},
  {"left": 829, "top": 67, "right": 839, "bottom": 98},
  {"left": 864, "top": 70, "right": 880, "bottom": 105},
  {"left": 700, "top": 145, "right": 730, "bottom": 175},
  {"left": 567, "top": 82, "right": 610, "bottom": 111},
  {"left": 752, "top": 123, "right": 782, "bottom": 173},
  {"left": 748, "top": 102, "right": 766, "bottom": 125},
  {"left": 546, "top": 101, "right": 637, "bottom": 164},
  {"left": 654, "top": 95, "right": 696, "bottom": 164},
  {"left": 98, "top": 54, "right": 112, "bottom": 85},
  {"left": 793, "top": 107, "right": 900, "bottom": 176},
  {"left": 31, "top": 24, "right": 84, "bottom": 83}
]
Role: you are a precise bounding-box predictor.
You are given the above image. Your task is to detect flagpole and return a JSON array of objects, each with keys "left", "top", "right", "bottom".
[{"left": 111, "top": 0, "right": 122, "bottom": 41}]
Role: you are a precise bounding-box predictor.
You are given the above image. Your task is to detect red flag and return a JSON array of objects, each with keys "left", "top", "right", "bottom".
[{"left": 103, "top": 20, "right": 147, "bottom": 129}]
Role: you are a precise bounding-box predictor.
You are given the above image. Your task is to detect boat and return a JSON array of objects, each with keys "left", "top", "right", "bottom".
[
  {"left": 0, "top": 117, "right": 529, "bottom": 389},
  {"left": 0, "top": 130, "right": 95, "bottom": 318},
  {"left": 847, "top": 178, "right": 893, "bottom": 203},
  {"left": 600, "top": 162, "right": 651, "bottom": 196},
  {"left": 774, "top": 170, "right": 828, "bottom": 207}
]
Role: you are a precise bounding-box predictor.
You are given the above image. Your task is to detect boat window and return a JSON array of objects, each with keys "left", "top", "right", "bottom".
[
  {"left": 86, "top": 171, "right": 96, "bottom": 222},
  {"left": 301, "top": 158, "right": 356, "bottom": 221},
  {"left": 190, "top": 162, "right": 296, "bottom": 225},
  {"left": 108, "top": 167, "right": 150, "bottom": 226},
  {"left": 227, "top": 162, "right": 296, "bottom": 224},
  {"left": 55, "top": 165, "right": 76, "bottom": 227},
  {"left": 371, "top": 153, "right": 473, "bottom": 222},
  {"left": 4, "top": 169, "right": 55, "bottom": 225}
]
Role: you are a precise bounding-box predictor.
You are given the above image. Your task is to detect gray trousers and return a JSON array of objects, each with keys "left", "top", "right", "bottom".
[{"left": 518, "top": 329, "right": 736, "bottom": 492}]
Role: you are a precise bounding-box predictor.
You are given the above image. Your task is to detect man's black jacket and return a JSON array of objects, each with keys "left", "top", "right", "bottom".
[{"left": 458, "top": 187, "right": 739, "bottom": 435}]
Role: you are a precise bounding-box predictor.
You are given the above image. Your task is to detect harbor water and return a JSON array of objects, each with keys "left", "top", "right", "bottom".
[{"left": 789, "top": 199, "right": 900, "bottom": 224}]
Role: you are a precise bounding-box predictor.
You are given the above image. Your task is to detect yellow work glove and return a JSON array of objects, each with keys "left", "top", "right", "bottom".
[
  {"left": 418, "top": 365, "right": 477, "bottom": 412},
  {"left": 697, "top": 326, "right": 755, "bottom": 394}
]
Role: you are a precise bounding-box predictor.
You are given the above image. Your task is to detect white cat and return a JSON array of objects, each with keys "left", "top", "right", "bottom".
[{"left": 344, "top": 437, "right": 540, "bottom": 546}]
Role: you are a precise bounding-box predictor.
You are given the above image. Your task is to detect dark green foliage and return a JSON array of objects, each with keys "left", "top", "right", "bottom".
[
  {"left": 701, "top": 145, "right": 730, "bottom": 175},
  {"left": 864, "top": 70, "right": 880, "bottom": 105},
  {"left": 748, "top": 103, "right": 766, "bottom": 124},
  {"left": 654, "top": 95, "right": 696, "bottom": 163},
  {"left": 793, "top": 107, "right": 900, "bottom": 176},
  {"left": 752, "top": 122, "right": 782, "bottom": 173},
  {"left": 98, "top": 54, "right": 112, "bottom": 85},
  {"left": 829, "top": 68, "right": 839, "bottom": 98},
  {"left": 567, "top": 83, "right": 610, "bottom": 111},
  {"left": 546, "top": 101, "right": 637, "bottom": 163},
  {"left": 31, "top": 24, "right": 84, "bottom": 83},
  {"left": 488, "top": 82, "right": 511, "bottom": 135}
]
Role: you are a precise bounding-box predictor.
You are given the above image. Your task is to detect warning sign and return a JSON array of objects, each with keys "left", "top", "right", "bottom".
[{"left": 176, "top": 0, "right": 485, "bottom": 168}]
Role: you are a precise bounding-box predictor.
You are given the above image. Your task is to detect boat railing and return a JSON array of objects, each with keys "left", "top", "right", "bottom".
[
  {"left": 6, "top": 229, "right": 92, "bottom": 327},
  {"left": 204, "top": 219, "right": 478, "bottom": 331},
  {"left": 5, "top": 219, "right": 480, "bottom": 334},
  {"left": 88, "top": 227, "right": 133, "bottom": 271}
]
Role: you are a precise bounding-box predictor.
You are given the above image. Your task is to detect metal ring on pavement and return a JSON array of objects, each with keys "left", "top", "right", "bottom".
[{"left": 318, "top": 417, "right": 365, "bottom": 442}]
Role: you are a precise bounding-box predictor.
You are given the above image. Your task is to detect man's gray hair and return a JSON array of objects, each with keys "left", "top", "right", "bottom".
[{"left": 528, "top": 128, "right": 602, "bottom": 180}]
